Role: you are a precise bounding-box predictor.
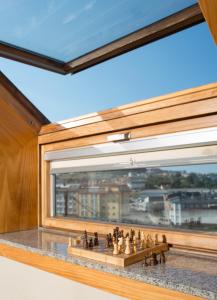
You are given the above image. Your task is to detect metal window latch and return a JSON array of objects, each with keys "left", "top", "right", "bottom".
[{"left": 107, "top": 133, "right": 130, "bottom": 142}]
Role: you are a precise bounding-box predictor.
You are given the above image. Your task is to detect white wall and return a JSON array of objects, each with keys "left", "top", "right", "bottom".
[{"left": 0, "top": 257, "right": 126, "bottom": 300}]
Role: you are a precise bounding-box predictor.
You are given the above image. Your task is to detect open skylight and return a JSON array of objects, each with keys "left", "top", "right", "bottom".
[{"left": 0, "top": 0, "right": 203, "bottom": 74}]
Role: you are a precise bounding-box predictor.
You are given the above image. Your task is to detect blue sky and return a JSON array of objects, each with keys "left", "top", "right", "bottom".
[{"left": 0, "top": 22, "right": 217, "bottom": 122}]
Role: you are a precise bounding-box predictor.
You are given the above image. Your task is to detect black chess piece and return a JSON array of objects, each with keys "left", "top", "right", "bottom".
[
  {"left": 106, "top": 234, "right": 110, "bottom": 248},
  {"left": 160, "top": 251, "right": 166, "bottom": 264},
  {"left": 162, "top": 234, "right": 167, "bottom": 243},
  {"left": 94, "top": 232, "right": 99, "bottom": 246},
  {"left": 89, "top": 238, "right": 93, "bottom": 249},
  {"left": 84, "top": 230, "right": 88, "bottom": 240},
  {"left": 130, "top": 229, "right": 134, "bottom": 242},
  {"left": 138, "top": 230, "right": 141, "bottom": 240},
  {"left": 108, "top": 233, "right": 113, "bottom": 247},
  {"left": 83, "top": 237, "right": 88, "bottom": 249},
  {"left": 150, "top": 253, "right": 158, "bottom": 266}
]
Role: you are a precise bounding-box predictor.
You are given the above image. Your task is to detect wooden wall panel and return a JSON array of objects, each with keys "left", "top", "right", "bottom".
[
  {"left": 0, "top": 72, "right": 49, "bottom": 233},
  {"left": 199, "top": 0, "right": 217, "bottom": 45}
]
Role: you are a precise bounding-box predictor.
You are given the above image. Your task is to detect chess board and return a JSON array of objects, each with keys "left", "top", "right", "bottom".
[{"left": 68, "top": 238, "right": 169, "bottom": 267}]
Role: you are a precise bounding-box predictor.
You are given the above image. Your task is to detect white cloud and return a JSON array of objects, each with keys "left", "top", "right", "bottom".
[
  {"left": 84, "top": 1, "right": 96, "bottom": 11},
  {"left": 63, "top": 1, "right": 96, "bottom": 25},
  {"left": 63, "top": 13, "right": 77, "bottom": 24}
]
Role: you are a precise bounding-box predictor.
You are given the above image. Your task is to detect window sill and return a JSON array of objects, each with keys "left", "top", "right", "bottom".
[{"left": 0, "top": 228, "right": 216, "bottom": 300}]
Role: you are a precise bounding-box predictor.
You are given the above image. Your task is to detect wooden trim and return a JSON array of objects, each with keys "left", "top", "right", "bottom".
[
  {"left": 199, "top": 0, "right": 217, "bottom": 45},
  {"left": 64, "top": 4, "right": 204, "bottom": 74},
  {"left": 39, "top": 97, "right": 217, "bottom": 144},
  {"left": 0, "top": 243, "right": 203, "bottom": 300},
  {"left": 39, "top": 115, "right": 217, "bottom": 152},
  {"left": 0, "top": 42, "right": 66, "bottom": 74},
  {"left": 39, "top": 82, "right": 217, "bottom": 144},
  {"left": 40, "top": 82, "right": 217, "bottom": 135}
]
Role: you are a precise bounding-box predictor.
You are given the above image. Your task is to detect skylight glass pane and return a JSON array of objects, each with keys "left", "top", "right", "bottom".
[{"left": 0, "top": 0, "right": 197, "bottom": 61}]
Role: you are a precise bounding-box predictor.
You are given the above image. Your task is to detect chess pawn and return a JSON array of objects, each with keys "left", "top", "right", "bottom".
[
  {"left": 155, "top": 234, "right": 159, "bottom": 245},
  {"left": 133, "top": 235, "right": 137, "bottom": 246},
  {"left": 83, "top": 238, "right": 88, "bottom": 249},
  {"left": 141, "top": 231, "right": 145, "bottom": 242},
  {"left": 94, "top": 232, "right": 99, "bottom": 246},
  {"left": 118, "top": 236, "right": 124, "bottom": 253},
  {"left": 162, "top": 234, "right": 167, "bottom": 243},
  {"left": 88, "top": 238, "right": 93, "bottom": 249},
  {"left": 68, "top": 237, "right": 73, "bottom": 247},
  {"left": 138, "top": 230, "right": 141, "bottom": 241},
  {"left": 113, "top": 242, "right": 119, "bottom": 255},
  {"left": 150, "top": 235, "right": 154, "bottom": 247},
  {"left": 106, "top": 234, "right": 110, "bottom": 248},
  {"left": 146, "top": 235, "right": 150, "bottom": 248},
  {"left": 125, "top": 236, "right": 131, "bottom": 255}
]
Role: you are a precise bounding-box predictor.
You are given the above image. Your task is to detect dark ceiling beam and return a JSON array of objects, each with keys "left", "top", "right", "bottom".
[
  {"left": 64, "top": 3, "right": 205, "bottom": 74},
  {"left": 0, "top": 41, "right": 66, "bottom": 74}
]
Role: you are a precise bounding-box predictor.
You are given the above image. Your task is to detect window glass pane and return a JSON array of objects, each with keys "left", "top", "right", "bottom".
[
  {"left": 54, "top": 164, "right": 217, "bottom": 232},
  {"left": 0, "top": 0, "right": 196, "bottom": 61}
]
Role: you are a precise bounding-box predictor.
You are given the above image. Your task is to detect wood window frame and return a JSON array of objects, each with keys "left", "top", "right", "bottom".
[{"left": 0, "top": 4, "right": 204, "bottom": 74}]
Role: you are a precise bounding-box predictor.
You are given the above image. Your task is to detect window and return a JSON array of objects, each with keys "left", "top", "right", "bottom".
[
  {"left": 49, "top": 129, "right": 217, "bottom": 232},
  {"left": 53, "top": 164, "right": 217, "bottom": 231}
]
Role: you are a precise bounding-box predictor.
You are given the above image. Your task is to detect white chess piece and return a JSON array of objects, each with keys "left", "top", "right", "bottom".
[
  {"left": 125, "top": 236, "right": 131, "bottom": 255},
  {"left": 118, "top": 236, "right": 124, "bottom": 253},
  {"left": 113, "top": 242, "right": 118, "bottom": 255}
]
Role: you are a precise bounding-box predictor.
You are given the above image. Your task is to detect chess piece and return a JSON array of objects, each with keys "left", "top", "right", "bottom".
[
  {"left": 130, "top": 229, "right": 134, "bottom": 242},
  {"left": 83, "top": 238, "right": 88, "bottom": 249},
  {"left": 88, "top": 238, "right": 93, "bottom": 249},
  {"left": 149, "top": 235, "right": 154, "bottom": 247},
  {"left": 133, "top": 235, "right": 137, "bottom": 246},
  {"left": 125, "top": 236, "right": 131, "bottom": 255},
  {"left": 113, "top": 241, "right": 119, "bottom": 255},
  {"left": 140, "top": 231, "right": 145, "bottom": 250},
  {"left": 162, "top": 234, "right": 167, "bottom": 243},
  {"left": 150, "top": 253, "right": 158, "bottom": 266},
  {"left": 94, "top": 232, "right": 99, "bottom": 246},
  {"left": 160, "top": 251, "right": 166, "bottom": 264},
  {"left": 68, "top": 237, "right": 72, "bottom": 247},
  {"left": 106, "top": 234, "right": 110, "bottom": 248},
  {"left": 146, "top": 235, "right": 150, "bottom": 248},
  {"left": 118, "top": 236, "right": 124, "bottom": 253},
  {"left": 133, "top": 244, "right": 137, "bottom": 253},
  {"left": 141, "top": 231, "right": 145, "bottom": 241},
  {"left": 138, "top": 230, "right": 141, "bottom": 241},
  {"left": 155, "top": 234, "right": 159, "bottom": 245},
  {"left": 108, "top": 233, "right": 113, "bottom": 246}
]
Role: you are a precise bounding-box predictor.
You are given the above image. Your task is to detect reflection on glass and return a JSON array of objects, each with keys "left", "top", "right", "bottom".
[{"left": 54, "top": 164, "right": 217, "bottom": 231}]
